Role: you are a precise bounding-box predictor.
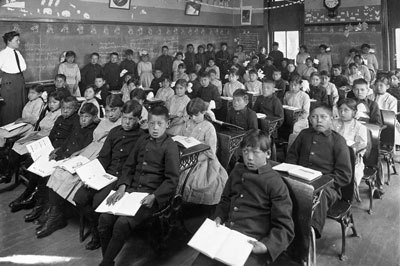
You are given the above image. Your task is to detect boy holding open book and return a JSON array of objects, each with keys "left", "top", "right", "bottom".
[
  {"left": 286, "top": 104, "right": 352, "bottom": 238},
  {"left": 191, "top": 129, "right": 294, "bottom": 266},
  {"left": 97, "top": 105, "right": 180, "bottom": 266}
]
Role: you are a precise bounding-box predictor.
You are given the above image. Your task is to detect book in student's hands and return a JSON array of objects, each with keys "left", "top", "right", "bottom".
[
  {"left": 172, "top": 135, "right": 202, "bottom": 149},
  {"left": 95, "top": 190, "right": 149, "bottom": 216},
  {"left": 27, "top": 156, "right": 64, "bottom": 177},
  {"left": 1, "top": 122, "right": 27, "bottom": 132},
  {"left": 26, "top": 136, "right": 54, "bottom": 161},
  {"left": 282, "top": 105, "right": 301, "bottom": 111},
  {"left": 272, "top": 163, "right": 322, "bottom": 181},
  {"left": 76, "top": 159, "right": 117, "bottom": 190},
  {"left": 58, "top": 155, "right": 90, "bottom": 174},
  {"left": 188, "top": 218, "right": 256, "bottom": 266}
]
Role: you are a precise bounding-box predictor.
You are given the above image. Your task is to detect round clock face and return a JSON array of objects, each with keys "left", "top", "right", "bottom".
[{"left": 324, "top": 0, "right": 339, "bottom": 9}]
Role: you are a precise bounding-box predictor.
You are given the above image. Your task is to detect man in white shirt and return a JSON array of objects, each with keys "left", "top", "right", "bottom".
[{"left": 0, "top": 31, "right": 27, "bottom": 125}]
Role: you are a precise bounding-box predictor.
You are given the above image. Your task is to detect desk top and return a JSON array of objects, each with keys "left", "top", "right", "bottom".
[
  {"left": 258, "top": 116, "right": 284, "bottom": 124},
  {"left": 361, "top": 122, "right": 387, "bottom": 131},
  {"left": 281, "top": 174, "right": 333, "bottom": 194},
  {"left": 217, "top": 129, "right": 246, "bottom": 138},
  {"left": 180, "top": 143, "right": 209, "bottom": 157}
]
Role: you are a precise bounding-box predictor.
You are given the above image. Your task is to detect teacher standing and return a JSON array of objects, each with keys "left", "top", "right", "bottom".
[{"left": 0, "top": 31, "right": 26, "bottom": 126}]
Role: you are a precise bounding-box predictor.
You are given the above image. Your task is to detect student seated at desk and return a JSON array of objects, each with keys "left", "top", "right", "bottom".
[
  {"left": 330, "top": 64, "right": 349, "bottom": 92},
  {"left": 253, "top": 79, "right": 284, "bottom": 125},
  {"left": 223, "top": 68, "right": 245, "bottom": 98},
  {"left": 178, "top": 98, "right": 228, "bottom": 206},
  {"left": 150, "top": 69, "right": 164, "bottom": 96},
  {"left": 98, "top": 105, "right": 180, "bottom": 266},
  {"left": 130, "top": 89, "right": 149, "bottom": 131},
  {"left": 332, "top": 98, "right": 368, "bottom": 200},
  {"left": 73, "top": 100, "right": 145, "bottom": 250},
  {"left": 350, "top": 78, "right": 383, "bottom": 126},
  {"left": 78, "top": 85, "right": 101, "bottom": 117},
  {"left": 175, "top": 63, "right": 189, "bottom": 82},
  {"left": 369, "top": 76, "right": 397, "bottom": 113},
  {"left": 272, "top": 70, "right": 287, "bottom": 102},
  {"left": 287, "top": 105, "right": 352, "bottom": 238},
  {"left": 45, "top": 74, "right": 72, "bottom": 99},
  {"left": 300, "top": 57, "right": 317, "bottom": 81},
  {"left": 35, "top": 103, "right": 99, "bottom": 238},
  {"left": 226, "top": 89, "right": 258, "bottom": 131},
  {"left": 205, "top": 58, "right": 220, "bottom": 80},
  {"left": 166, "top": 79, "right": 191, "bottom": 135},
  {"left": 320, "top": 71, "right": 339, "bottom": 112},
  {"left": 283, "top": 74, "right": 311, "bottom": 146},
  {"left": 209, "top": 69, "right": 222, "bottom": 95},
  {"left": 197, "top": 71, "right": 221, "bottom": 110},
  {"left": 388, "top": 72, "right": 400, "bottom": 100},
  {"left": 308, "top": 72, "right": 329, "bottom": 106},
  {"left": 154, "top": 77, "right": 174, "bottom": 103},
  {"left": 188, "top": 71, "right": 202, "bottom": 99},
  {"left": 121, "top": 78, "right": 137, "bottom": 103},
  {"left": 245, "top": 69, "right": 262, "bottom": 95},
  {"left": 192, "top": 130, "right": 294, "bottom": 266},
  {"left": 103, "top": 52, "right": 120, "bottom": 91},
  {"left": 0, "top": 85, "right": 45, "bottom": 148},
  {"left": 95, "top": 74, "right": 111, "bottom": 108}
]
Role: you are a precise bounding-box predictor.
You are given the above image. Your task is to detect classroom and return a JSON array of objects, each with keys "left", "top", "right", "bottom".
[{"left": 0, "top": 0, "right": 399, "bottom": 265}]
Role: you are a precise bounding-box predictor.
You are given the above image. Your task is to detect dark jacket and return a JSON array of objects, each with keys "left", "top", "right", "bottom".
[
  {"left": 226, "top": 107, "right": 258, "bottom": 131},
  {"left": 48, "top": 112, "right": 80, "bottom": 149},
  {"left": 81, "top": 63, "right": 103, "bottom": 89},
  {"left": 103, "top": 62, "right": 120, "bottom": 90},
  {"left": 155, "top": 55, "right": 173, "bottom": 79}
]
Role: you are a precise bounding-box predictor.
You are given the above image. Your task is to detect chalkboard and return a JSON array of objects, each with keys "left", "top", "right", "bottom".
[
  {"left": 303, "top": 25, "right": 383, "bottom": 68},
  {"left": 237, "top": 32, "right": 259, "bottom": 53},
  {"left": 0, "top": 21, "right": 237, "bottom": 82}
]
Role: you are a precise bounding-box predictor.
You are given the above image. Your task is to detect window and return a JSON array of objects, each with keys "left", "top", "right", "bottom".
[
  {"left": 273, "top": 31, "right": 299, "bottom": 60},
  {"left": 396, "top": 28, "right": 400, "bottom": 68}
]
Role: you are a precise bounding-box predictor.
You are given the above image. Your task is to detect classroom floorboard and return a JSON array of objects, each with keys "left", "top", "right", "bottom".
[{"left": 0, "top": 165, "right": 399, "bottom": 266}]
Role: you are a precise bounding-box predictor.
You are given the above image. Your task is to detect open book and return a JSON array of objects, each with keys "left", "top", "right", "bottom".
[
  {"left": 272, "top": 163, "right": 322, "bottom": 182},
  {"left": 26, "top": 137, "right": 54, "bottom": 161},
  {"left": 1, "top": 122, "right": 27, "bottom": 132},
  {"left": 27, "top": 156, "right": 64, "bottom": 177},
  {"left": 256, "top": 113, "right": 267, "bottom": 119},
  {"left": 188, "top": 218, "right": 256, "bottom": 266},
  {"left": 59, "top": 155, "right": 90, "bottom": 174},
  {"left": 221, "top": 96, "right": 233, "bottom": 101},
  {"left": 282, "top": 105, "right": 301, "bottom": 111},
  {"left": 346, "top": 140, "right": 356, "bottom": 147},
  {"left": 95, "top": 190, "right": 149, "bottom": 216},
  {"left": 172, "top": 135, "right": 202, "bottom": 149},
  {"left": 76, "top": 159, "right": 117, "bottom": 190}
]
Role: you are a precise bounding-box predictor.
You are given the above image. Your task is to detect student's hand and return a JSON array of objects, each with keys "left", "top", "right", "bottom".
[
  {"left": 48, "top": 148, "right": 60, "bottom": 161},
  {"left": 214, "top": 217, "right": 222, "bottom": 227},
  {"left": 248, "top": 240, "right": 268, "bottom": 254},
  {"left": 106, "top": 185, "right": 126, "bottom": 205},
  {"left": 141, "top": 194, "right": 156, "bottom": 208}
]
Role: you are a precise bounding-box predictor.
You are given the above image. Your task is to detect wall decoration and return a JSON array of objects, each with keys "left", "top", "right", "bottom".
[
  {"left": 305, "top": 5, "right": 380, "bottom": 24},
  {"left": 109, "top": 0, "right": 131, "bottom": 10},
  {"left": 184, "top": 2, "right": 201, "bottom": 16},
  {"left": 241, "top": 6, "right": 252, "bottom": 25}
]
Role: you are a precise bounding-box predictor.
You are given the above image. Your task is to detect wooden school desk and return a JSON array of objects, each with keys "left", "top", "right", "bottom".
[
  {"left": 215, "top": 96, "right": 232, "bottom": 121},
  {"left": 245, "top": 92, "right": 259, "bottom": 109},
  {"left": 144, "top": 99, "right": 164, "bottom": 111}
]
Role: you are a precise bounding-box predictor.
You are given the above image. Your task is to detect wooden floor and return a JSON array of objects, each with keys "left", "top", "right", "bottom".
[{"left": 0, "top": 167, "right": 399, "bottom": 266}]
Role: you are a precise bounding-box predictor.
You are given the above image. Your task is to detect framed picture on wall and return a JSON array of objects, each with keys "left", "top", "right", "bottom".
[
  {"left": 109, "top": 0, "right": 131, "bottom": 10},
  {"left": 185, "top": 2, "right": 201, "bottom": 16},
  {"left": 241, "top": 6, "right": 252, "bottom": 25}
]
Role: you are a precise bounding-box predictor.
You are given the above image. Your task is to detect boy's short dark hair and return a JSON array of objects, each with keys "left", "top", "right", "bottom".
[
  {"left": 125, "top": 49, "right": 134, "bottom": 56},
  {"left": 240, "top": 129, "right": 271, "bottom": 152},
  {"left": 232, "top": 55, "right": 239, "bottom": 59},
  {"left": 62, "top": 96, "right": 79, "bottom": 108},
  {"left": 187, "top": 44, "right": 194, "bottom": 48},
  {"left": 220, "top": 42, "right": 227, "bottom": 47},
  {"left": 237, "top": 45, "right": 244, "bottom": 50},
  {"left": 154, "top": 68, "right": 163, "bottom": 73},
  {"left": 85, "top": 84, "right": 99, "bottom": 94},
  {"left": 273, "top": 69, "right": 282, "bottom": 74},
  {"left": 233, "top": 89, "right": 249, "bottom": 101},
  {"left": 55, "top": 74, "right": 66, "bottom": 81},
  {"left": 289, "top": 73, "right": 302, "bottom": 84},
  {"left": 361, "top": 43, "right": 370, "bottom": 49},
  {"left": 149, "top": 105, "right": 169, "bottom": 121},
  {"left": 354, "top": 54, "right": 362, "bottom": 60},
  {"left": 311, "top": 103, "right": 333, "bottom": 117},
  {"left": 319, "top": 44, "right": 328, "bottom": 50},
  {"left": 121, "top": 100, "right": 142, "bottom": 117},
  {"left": 272, "top": 42, "right": 279, "bottom": 46},
  {"left": 80, "top": 102, "right": 98, "bottom": 116},
  {"left": 48, "top": 90, "right": 65, "bottom": 102},
  {"left": 310, "top": 72, "right": 320, "bottom": 79},
  {"left": 332, "top": 64, "right": 342, "bottom": 70},
  {"left": 208, "top": 69, "right": 217, "bottom": 75},
  {"left": 30, "top": 84, "right": 44, "bottom": 94},
  {"left": 228, "top": 68, "right": 239, "bottom": 76},
  {"left": 178, "top": 63, "right": 186, "bottom": 69},
  {"left": 95, "top": 74, "right": 105, "bottom": 80},
  {"left": 110, "top": 52, "right": 118, "bottom": 57},
  {"left": 261, "top": 78, "right": 275, "bottom": 86},
  {"left": 198, "top": 71, "right": 210, "bottom": 79},
  {"left": 91, "top": 52, "right": 100, "bottom": 58},
  {"left": 248, "top": 69, "right": 257, "bottom": 75},
  {"left": 130, "top": 88, "right": 146, "bottom": 101},
  {"left": 65, "top": 51, "right": 76, "bottom": 58},
  {"left": 353, "top": 78, "right": 368, "bottom": 87},
  {"left": 305, "top": 57, "right": 313, "bottom": 63},
  {"left": 2, "top": 31, "right": 19, "bottom": 45},
  {"left": 198, "top": 45, "right": 205, "bottom": 50},
  {"left": 175, "top": 79, "right": 188, "bottom": 88},
  {"left": 186, "top": 98, "right": 207, "bottom": 116},
  {"left": 337, "top": 98, "right": 357, "bottom": 112},
  {"left": 207, "top": 43, "right": 214, "bottom": 48},
  {"left": 162, "top": 45, "right": 169, "bottom": 50},
  {"left": 106, "top": 94, "right": 124, "bottom": 108},
  {"left": 320, "top": 70, "right": 330, "bottom": 77},
  {"left": 348, "top": 63, "right": 357, "bottom": 69}
]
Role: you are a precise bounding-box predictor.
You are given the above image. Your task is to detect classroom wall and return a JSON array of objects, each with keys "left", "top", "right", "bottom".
[
  {"left": 0, "top": 0, "right": 235, "bottom": 26},
  {"left": 388, "top": 0, "right": 400, "bottom": 69},
  {"left": 232, "top": 0, "right": 264, "bottom": 27}
]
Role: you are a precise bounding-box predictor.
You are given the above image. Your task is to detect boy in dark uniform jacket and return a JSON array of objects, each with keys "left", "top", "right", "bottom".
[
  {"left": 196, "top": 72, "right": 221, "bottom": 109},
  {"left": 80, "top": 53, "right": 103, "bottom": 94},
  {"left": 155, "top": 46, "right": 173, "bottom": 79},
  {"left": 45, "top": 74, "right": 72, "bottom": 99},
  {"left": 150, "top": 69, "right": 164, "bottom": 95},
  {"left": 253, "top": 79, "right": 284, "bottom": 129},
  {"left": 35, "top": 102, "right": 99, "bottom": 238},
  {"left": 98, "top": 105, "right": 180, "bottom": 266},
  {"left": 103, "top": 52, "right": 120, "bottom": 91},
  {"left": 286, "top": 104, "right": 352, "bottom": 238},
  {"left": 7, "top": 96, "right": 80, "bottom": 212},
  {"left": 226, "top": 89, "right": 258, "bottom": 131},
  {"left": 119, "top": 49, "right": 137, "bottom": 80},
  {"left": 192, "top": 130, "right": 294, "bottom": 266},
  {"left": 95, "top": 75, "right": 111, "bottom": 108},
  {"left": 73, "top": 100, "right": 145, "bottom": 250}
]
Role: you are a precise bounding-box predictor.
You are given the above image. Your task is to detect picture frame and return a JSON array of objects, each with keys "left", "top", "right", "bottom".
[
  {"left": 109, "top": 0, "right": 131, "bottom": 10},
  {"left": 185, "top": 2, "right": 201, "bottom": 16},
  {"left": 241, "top": 6, "right": 252, "bottom": 25}
]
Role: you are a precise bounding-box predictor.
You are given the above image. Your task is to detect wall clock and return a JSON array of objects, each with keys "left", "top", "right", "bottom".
[{"left": 323, "top": 0, "right": 340, "bottom": 18}]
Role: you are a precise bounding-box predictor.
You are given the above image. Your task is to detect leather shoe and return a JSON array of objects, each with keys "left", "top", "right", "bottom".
[
  {"left": 0, "top": 175, "right": 11, "bottom": 184},
  {"left": 85, "top": 228, "right": 101, "bottom": 250},
  {"left": 36, "top": 206, "right": 67, "bottom": 238},
  {"left": 25, "top": 204, "right": 44, "bottom": 223},
  {"left": 10, "top": 190, "right": 37, "bottom": 213},
  {"left": 9, "top": 189, "right": 31, "bottom": 209}
]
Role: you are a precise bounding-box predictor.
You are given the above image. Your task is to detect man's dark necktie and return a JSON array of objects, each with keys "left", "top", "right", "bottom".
[{"left": 14, "top": 49, "right": 22, "bottom": 74}]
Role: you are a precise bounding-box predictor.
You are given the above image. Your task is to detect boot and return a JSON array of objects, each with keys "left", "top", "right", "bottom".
[
  {"left": 25, "top": 201, "right": 45, "bottom": 222},
  {"left": 9, "top": 186, "right": 34, "bottom": 208},
  {"left": 10, "top": 187, "right": 38, "bottom": 213},
  {"left": 36, "top": 206, "right": 67, "bottom": 238},
  {"left": 85, "top": 227, "right": 101, "bottom": 250},
  {"left": 34, "top": 206, "right": 50, "bottom": 226}
]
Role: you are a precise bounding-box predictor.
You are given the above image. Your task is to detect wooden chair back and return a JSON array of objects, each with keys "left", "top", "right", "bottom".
[{"left": 380, "top": 110, "right": 396, "bottom": 148}]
